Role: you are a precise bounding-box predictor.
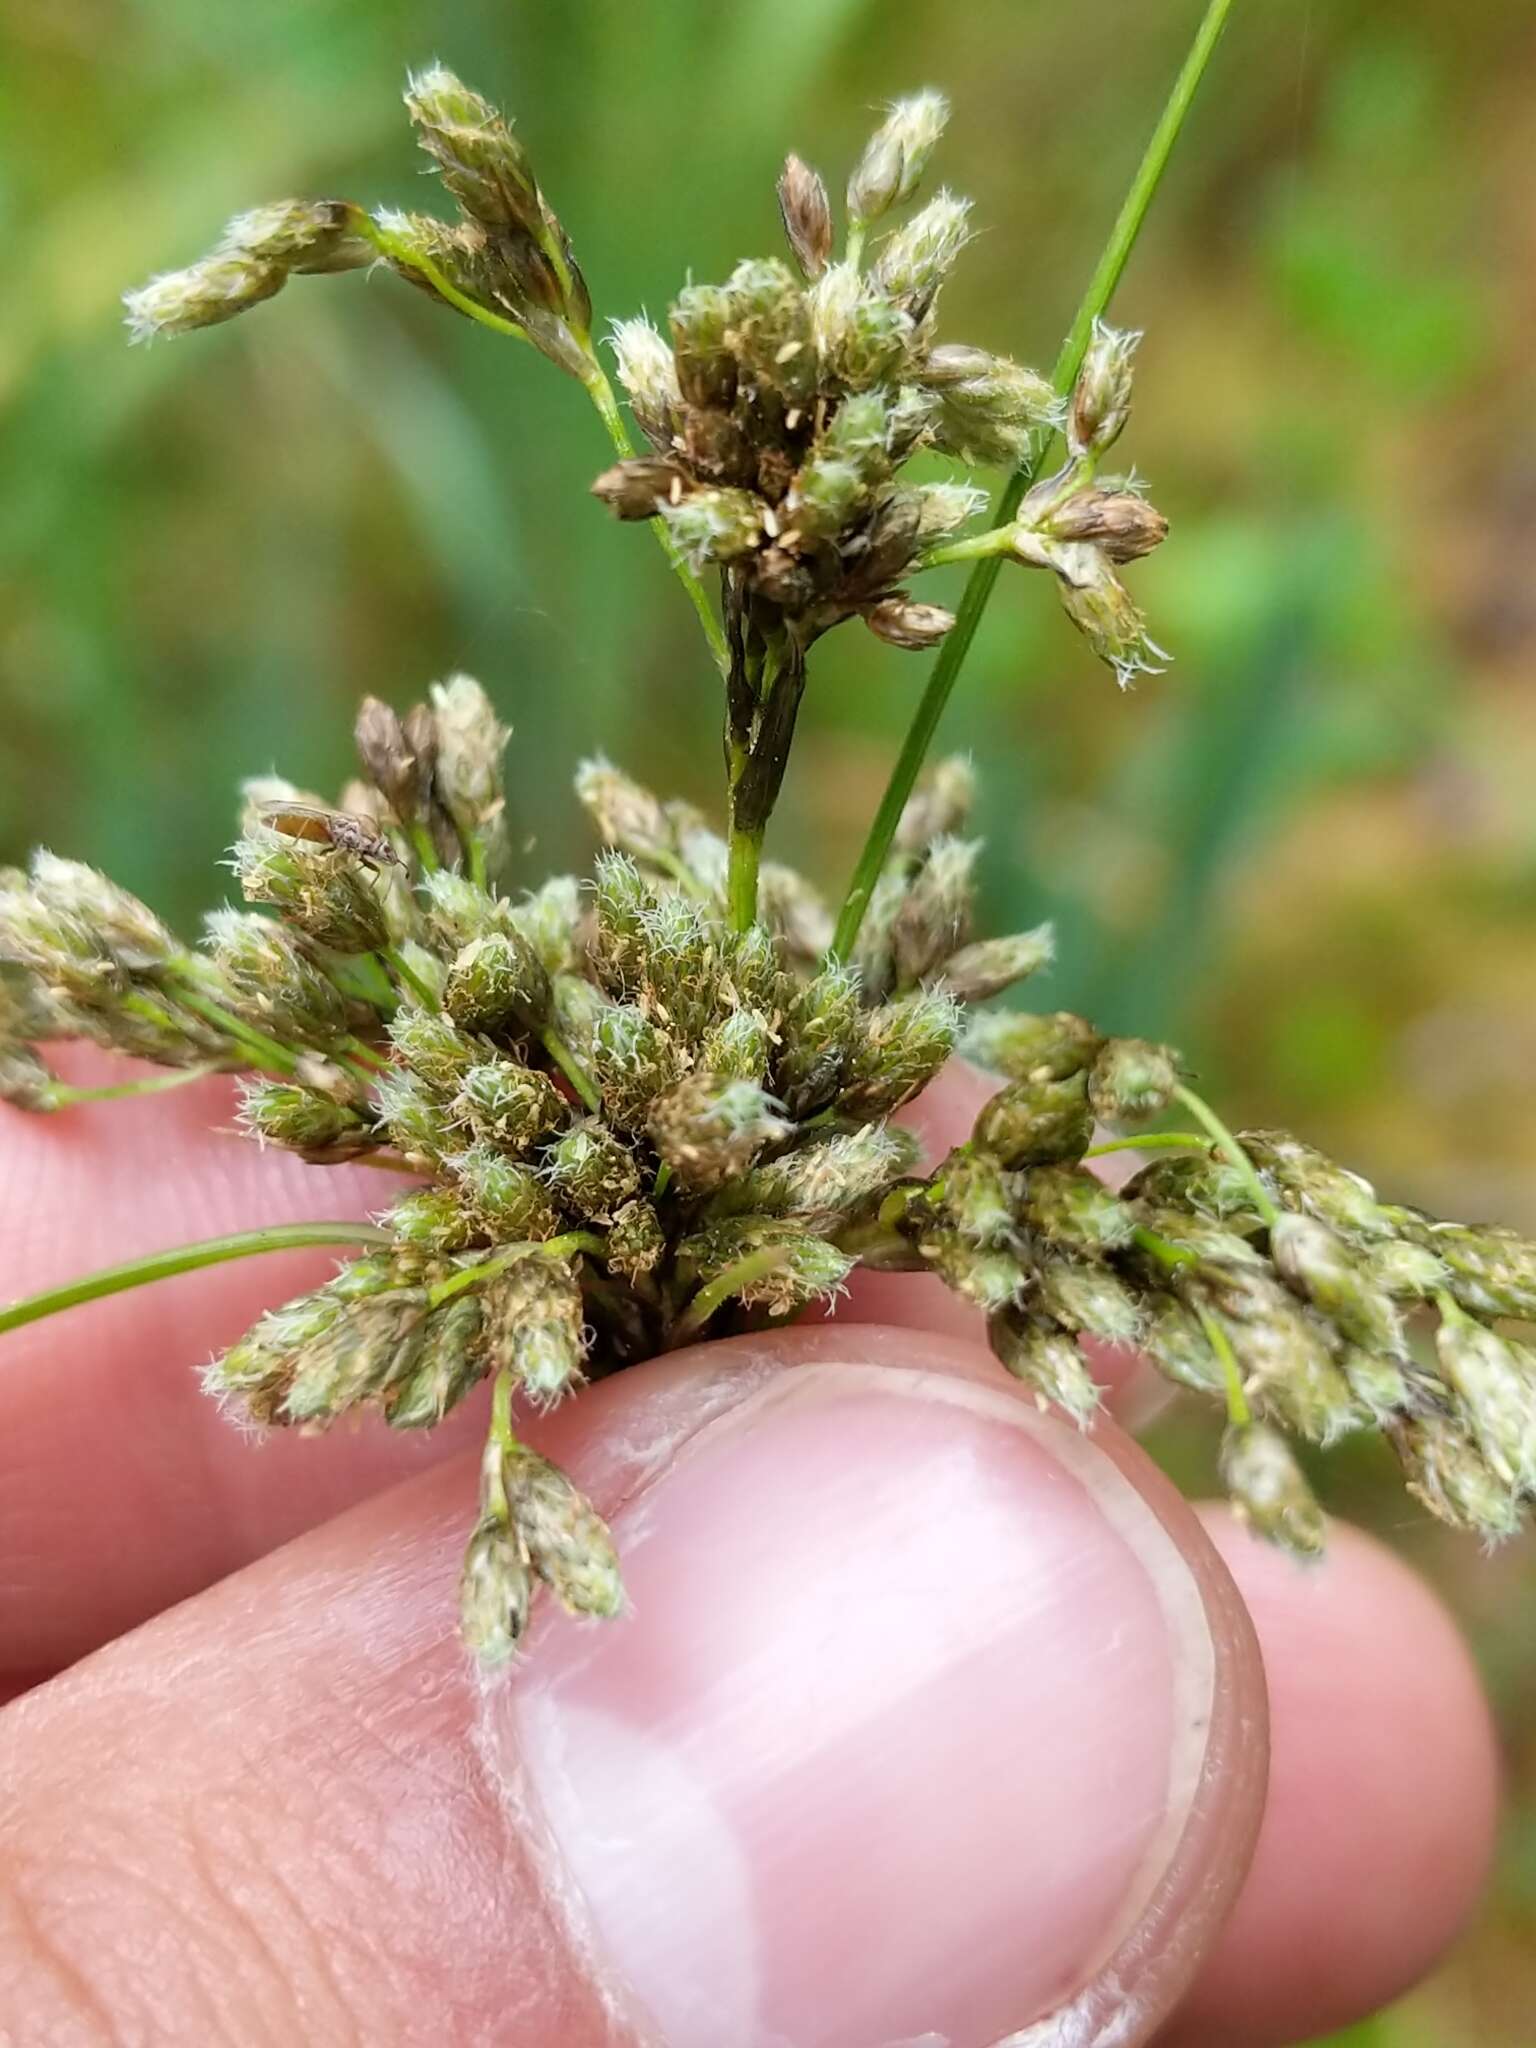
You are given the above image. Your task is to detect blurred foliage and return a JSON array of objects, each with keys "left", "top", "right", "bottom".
[{"left": 3, "top": 2, "right": 1535, "bottom": 2038}]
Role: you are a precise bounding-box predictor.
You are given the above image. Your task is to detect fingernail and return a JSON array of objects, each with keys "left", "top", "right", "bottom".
[{"left": 492, "top": 1361, "right": 1263, "bottom": 2048}]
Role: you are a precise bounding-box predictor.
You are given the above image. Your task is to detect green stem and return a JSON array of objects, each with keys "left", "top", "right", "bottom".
[
  {"left": 1132, "top": 1223, "right": 1198, "bottom": 1271},
  {"left": 845, "top": 222, "right": 867, "bottom": 269},
  {"left": 670, "top": 1245, "right": 790, "bottom": 1347},
  {"left": 380, "top": 946, "right": 439, "bottom": 1011},
  {"left": 1083, "top": 1130, "right": 1212, "bottom": 1160},
  {"left": 582, "top": 357, "right": 730, "bottom": 676},
  {"left": 1171, "top": 1084, "right": 1279, "bottom": 1228},
  {"left": 406, "top": 822, "right": 441, "bottom": 876},
  {"left": 172, "top": 984, "right": 301, "bottom": 1076},
  {"left": 340, "top": 1035, "right": 391, "bottom": 1073},
  {"left": 0, "top": 1221, "right": 394, "bottom": 1337},
  {"left": 830, "top": 0, "right": 1237, "bottom": 959},
  {"left": 1196, "top": 1303, "right": 1252, "bottom": 1428},
  {"left": 916, "top": 526, "right": 1019, "bottom": 572},
  {"left": 539, "top": 1026, "right": 602, "bottom": 1114},
  {"left": 427, "top": 1230, "right": 607, "bottom": 1311},
  {"left": 40, "top": 1066, "right": 217, "bottom": 1109},
  {"left": 358, "top": 216, "right": 533, "bottom": 345},
  {"left": 365, "top": 210, "right": 729, "bottom": 681},
  {"left": 482, "top": 1368, "right": 517, "bottom": 1521},
  {"left": 338, "top": 952, "right": 401, "bottom": 1012},
  {"left": 726, "top": 826, "right": 763, "bottom": 933}
]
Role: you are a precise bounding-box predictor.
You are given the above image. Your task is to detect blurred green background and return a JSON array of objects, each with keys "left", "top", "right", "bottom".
[{"left": 3, "top": 1, "right": 1534, "bottom": 2037}]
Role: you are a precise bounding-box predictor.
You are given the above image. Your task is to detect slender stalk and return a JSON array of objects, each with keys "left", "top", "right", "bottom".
[
  {"left": 358, "top": 216, "right": 532, "bottom": 344},
  {"left": 582, "top": 358, "right": 730, "bottom": 675},
  {"left": 726, "top": 827, "right": 763, "bottom": 933},
  {"left": 380, "top": 945, "right": 439, "bottom": 1010},
  {"left": 40, "top": 1066, "right": 217, "bottom": 1109},
  {"left": 669, "top": 1244, "right": 790, "bottom": 1347},
  {"left": 480, "top": 1368, "right": 519, "bottom": 1526},
  {"left": 172, "top": 984, "right": 301, "bottom": 1076},
  {"left": 1196, "top": 1303, "right": 1252, "bottom": 1428},
  {"left": 1083, "top": 1130, "right": 1211, "bottom": 1160},
  {"left": 426, "top": 1230, "right": 607, "bottom": 1311},
  {"left": 831, "top": 0, "right": 1237, "bottom": 959},
  {"left": 339, "top": 952, "right": 401, "bottom": 1012},
  {"left": 363, "top": 212, "right": 729, "bottom": 678},
  {"left": 340, "top": 1035, "right": 392, "bottom": 1073},
  {"left": 1171, "top": 1083, "right": 1279, "bottom": 1228},
  {"left": 539, "top": 1026, "right": 602, "bottom": 1114},
  {"left": 916, "top": 526, "right": 1019, "bottom": 572},
  {"left": 406, "top": 822, "right": 441, "bottom": 876},
  {"left": 1132, "top": 1223, "right": 1198, "bottom": 1272},
  {"left": 0, "top": 1221, "right": 394, "bottom": 1336}
]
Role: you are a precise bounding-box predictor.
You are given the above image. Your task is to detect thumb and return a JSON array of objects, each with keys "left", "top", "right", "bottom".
[{"left": 1, "top": 1325, "right": 1265, "bottom": 2048}]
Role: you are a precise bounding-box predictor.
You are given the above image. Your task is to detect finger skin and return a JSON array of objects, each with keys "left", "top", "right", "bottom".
[
  {"left": 0, "top": 1327, "right": 1268, "bottom": 2048},
  {"left": 0, "top": 1047, "right": 484, "bottom": 1674},
  {"left": 1159, "top": 1509, "right": 1500, "bottom": 2048}
]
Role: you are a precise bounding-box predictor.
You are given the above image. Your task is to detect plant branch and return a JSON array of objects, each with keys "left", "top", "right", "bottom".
[
  {"left": 540, "top": 1025, "right": 602, "bottom": 1114},
  {"left": 1196, "top": 1303, "right": 1252, "bottom": 1428},
  {"left": 39, "top": 1066, "right": 219, "bottom": 1109},
  {"left": 426, "top": 1230, "right": 607, "bottom": 1310},
  {"left": 581, "top": 357, "right": 731, "bottom": 676},
  {"left": 1083, "top": 1130, "right": 1212, "bottom": 1160},
  {"left": 669, "top": 1245, "right": 790, "bottom": 1346},
  {"left": 0, "top": 1221, "right": 395, "bottom": 1336},
  {"left": 831, "top": 0, "right": 1237, "bottom": 959},
  {"left": 1171, "top": 1083, "right": 1280, "bottom": 1227}
]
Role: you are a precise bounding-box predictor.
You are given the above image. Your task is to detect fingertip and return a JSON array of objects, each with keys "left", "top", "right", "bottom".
[
  {"left": 509, "top": 1326, "right": 1269, "bottom": 2046},
  {"left": 1164, "top": 1509, "right": 1500, "bottom": 2048}
]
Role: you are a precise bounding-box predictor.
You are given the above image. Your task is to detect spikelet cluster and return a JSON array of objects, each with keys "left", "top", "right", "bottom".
[{"left": 594, "top": 100, "right": 1169, "bottom": 695}]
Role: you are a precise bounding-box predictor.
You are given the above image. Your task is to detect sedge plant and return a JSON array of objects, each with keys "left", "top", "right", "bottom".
[{"left": 6, "top": 3, "right": 1536, "bottom": 1667}]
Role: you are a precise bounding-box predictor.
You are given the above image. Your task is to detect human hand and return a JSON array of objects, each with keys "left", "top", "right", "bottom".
[{"left": 0, "top": 1050, "right": 1498, "bottom": 2045}]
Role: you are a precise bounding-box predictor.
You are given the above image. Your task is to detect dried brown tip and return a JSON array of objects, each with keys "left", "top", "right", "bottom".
[{"left": 777, "top": 154, "right": 833, "bottom": 281}]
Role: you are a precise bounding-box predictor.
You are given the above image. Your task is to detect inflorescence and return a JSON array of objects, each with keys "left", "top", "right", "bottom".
[{"left": 2, "top": 66, "right": 1533, "bottom": 1664}]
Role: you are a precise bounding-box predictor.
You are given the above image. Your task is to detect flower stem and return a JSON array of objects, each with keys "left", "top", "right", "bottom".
[
  {"left": 426, "top": 1230, "right": 607, "bottom": 1311},
  {"left": 1083, "top": 1130, "right": 1212, "bottom": 1160},
  {"left": 916, "top": 526, "right": 1019, "bottom": 572},
  {"left": 540, "top": 1025, "right": 602, "bottom": 1114},
  {"left": 1196, "top": 1303, "right": 1252, "bottom": 1428},
  {"left": 172, "top": 983, "right": 301, "bottom": 1076},
  {"left": 670, "top": 1245, "right": 790, "bottom": 1347},
  {"left": 380, "top": 946, "right": 439, "bottom": 1011},
  {"left": 0, "top": 1221, "right": 394, "bottom": 1337},
  {"left": 726, "top": 825, "right": 763, "bottom": 933},
  {"left": 1132, "top": 1223, "right": 1198, "bottom": 1272},
  {"left": 406, "top": 822, "right": 441, "bottom": 876},
  {"left": 830, "top": 0, "right": 1237, "bottom": 960},
  {"left": 1171, "top": 1084, "right": 1280, "bottom": 1228},
  {"left": 581, "top": 357, "right": 730, "bottom": 676},
  {"left": 358, "top": 215, "right": 532, "bottom": 344},
  {"left": 41, "top": 1066, "right": 218, "bottom": 1109}
]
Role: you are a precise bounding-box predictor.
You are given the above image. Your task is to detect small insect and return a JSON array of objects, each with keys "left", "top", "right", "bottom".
[{"left": 255, "top": 801, "right": 401, "bottom": 869}]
